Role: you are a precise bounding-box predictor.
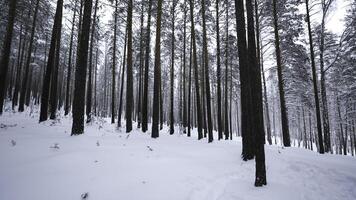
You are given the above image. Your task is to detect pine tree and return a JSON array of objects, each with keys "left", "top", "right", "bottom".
[
  {"left": 39, "top": 0, "right": 64, "bottom": 122},
  {"left": 272, "top": 0, "right": 291, "bottom": 147},
  {"left": 151, "top": 0, "right": 164, "bottom": 138},
  {"left": 126, "top": 0, "right": 134, "bottom": 133},
  {"left": 0, "top": 0, "right": 18, "bottom": 114},
  {"left": 216, "top": 0, "right": 223, "bottom": 140},
  {"left": 71, "top": 0, "right": 93, "bottom": 135}
]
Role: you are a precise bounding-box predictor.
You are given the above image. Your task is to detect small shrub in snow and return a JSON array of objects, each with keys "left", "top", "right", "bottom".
[{"left": 81, "top": 192, "right": 89, "bottom": 199}]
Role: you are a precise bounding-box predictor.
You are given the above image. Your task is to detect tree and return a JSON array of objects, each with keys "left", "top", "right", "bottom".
[
  {"left": 71, "top": 0, "right": 93, "bottom": 135},
  {"left": 246, "top": 0, "right": 266, "bottom": 186},
  {"left": 39, "top": 0, "right": 64, "bottom": 122},
  {"left": 235, "top": 0, "right": 254, "bottom": 160},
  {"left": 142, "top": 0, "right": 152, "bottom": 132},
  {"left": 272, "top": 0, "right": 291, "bottom": 147},
  {"left": 86, "top": 0, "right": 99, "bottom": 123},
  {"left": 151, "top": 0, "right": 164, "bottom": 138},
  {"left": 126, "top": 0, "right": 134, "bottom": 133},
  {"left": 305, "top": 0, "right": 324, "bottom": 153},
  {"left": 189, "top": 0, "right": 203, "bottom": 139},
  {"left": 111, "top": 0, "right": 118, "bottom": 124},
  {"left": 0, "top": 0, "right": 18, "bottom": 114},
  {"left": 65, "top": 0, "right": 78, "bottom": 116},
  {"left": 18, "top": 0, "right": 40, "bottom": 112},
  {"left": 216, "top": 0, "right": 223, "bottom": 140},
  {"left": 169, "top": 0, "right": 176, "bottom": 135}
]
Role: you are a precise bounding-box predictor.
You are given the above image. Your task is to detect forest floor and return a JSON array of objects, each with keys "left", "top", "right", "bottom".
[{"left": 1, "top": 110, "right": 356, "bottom": 200}]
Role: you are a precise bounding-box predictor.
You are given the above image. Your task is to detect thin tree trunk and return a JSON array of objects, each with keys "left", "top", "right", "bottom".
[
  {"left": 65, "top": 0, "right": 78, "bottom": 116},
  {"left": 189, "top": 0, "right": 203, "bottom": 139},
  {"left": 305, "top": 0, "right": 324, "bottom": 153},
  {"left": 118, "top": 27, "right": 128, "bottom": 127},
  {"left": 272, "top": 0, "right": 291, "bottom": 147},
  {"left": 170, "top": 0, "right": 176, "bottom": 135},
  {"left": 126, "top": 0, "right": 134, "bottom": 132},
  {"left": 137, "top": 0, "right": 145, "bottom": 129},
  {"left": 86, "top": 0, "right": 98, "bottom": 123},
  {"left": 19, "top": 0, "right": 40, "bottom": 112},
  {"left": 111, "top": 0, "right": 118, "bottom": 124},
  {"left": 216, "top": 0, "right": 223, "bottom": 140},
  {"left": 142, "top": 0, "right": 152, "bottom": 132}
]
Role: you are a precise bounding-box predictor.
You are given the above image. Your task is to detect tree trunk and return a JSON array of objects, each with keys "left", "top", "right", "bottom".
[
  {"left": 170, "top": 0, "right": 176, "bottom": 135},
  {"left": 246, "top": 0, "right": 266, "bottom": 186},
  {"left": 216, "top": 0, "right": 223, "bottom": 140},
  {"left": 65, "top": 0, "right": 78, "bottom": 116},
  {"left": 39, "top": 0, "right": 63, "bottom": 122},
  {"left": 118, "top": 28, "right": 127, "bottom": 127},
  {"left": 142, "top": 0, "right": 153, "bottom": 132},
  {"left": 235, "top": 0, "right": 254, "bottom": 160},
  {"left": 19, "top": 0, "right": 40, "bottom": 112},
  {"left": 111, "top": 0, "right": 118, "bottom": 124},
  {"left": 305, "top": 0, "right": 324, "bottom": 153},
  {"left": 189, "top": 0, "right": 203, "bottom": 139},
  {"left": 0, "top": 0, "right": 18, "bottom": 114},
  {"left": 86, "top": 0, "right": 98, "bottom": 123},
  {"left": 126, "top": 0, "right": 134, "bottom": 132},
  {"left": 71, "top": 0, "right": 93, "bottom": 135},
  {"left": 272, "top": 0, "right": 291, "bottom": 147},
  {"left": 151, "top": 0, "right": 163, "bottom": 138},
  {"left": 137, "top": 0, "right": 145, "bottom": 129}
]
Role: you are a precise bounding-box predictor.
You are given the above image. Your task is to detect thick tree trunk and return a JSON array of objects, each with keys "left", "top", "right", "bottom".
[
  {"left": 182, "top": 0, "right": 187, "bottom": 133},
  {"left": 39, "top": 0, "right": 63, "bottom": 122},
  {"left": 71, "top": 0, "right": 93, "bottom": 135},
  {"left": 151, "top": 0, "right": 163, "bottom": 138},
  {"left": 0, "top": 0, "right": 18, "bottom": 114},
  {"left": 235, "top": 0, "right": 254, "bottom": 160},
  {"left": 246, "top": 0, "right": 266, "bottom": 186}
]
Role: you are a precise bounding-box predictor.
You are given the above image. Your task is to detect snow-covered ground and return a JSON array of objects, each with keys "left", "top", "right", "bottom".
[{"left": 1, "top": 111, "right": 356, "bottom": 200}]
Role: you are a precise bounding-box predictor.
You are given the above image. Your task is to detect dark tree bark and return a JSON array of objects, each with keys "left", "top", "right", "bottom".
[
  {"left": 170, "top": 0, "right": 176, "bottom": 135},
  {"left": 126, "top": 0, "right": 134, "bottom": 133},
  {"left": 49, "top": 8, "right": 63, "bottom": 120},
  {"left": 142, "top": 0, "right": 152, "bottom": 132},
  {"left": 0, "top": 0, "right": 18, "bottom": 114},
  {"left": 111, "top": 0, "right": 118, "bottom": 124},
  {"left": 118, "top": 27, "right": 127, "bottom": 127},
  {"left": 71, "top": 0, "right": 93, "bottom": 135},
  {"left": 305, "top": 0, "right": 324, "bottom": 153},
  {"left": 235, "top": 0, "right": 254, "bottom": 160},
  {"left": 224, "top": 0, "right": 229, "bottom": 140},
  {"left": 187, "top": 40, "right": 192, "bottom": 137},
  {"left": 272, "top": 0, "right": 291, "bottom": 147},
  {"left": 12, "top": 24, "right": 24, "bottom": 110},
  {"left": 19, "top": 0, "right": 40, "bottom": 112},
  {"left": 216, "top": 0, "right": 223, "bottom": 140},
  {"left": 182, "top": 0, "right": 187, "bottom": 133},
  {"left": 39, "top": 0, "right": 63, "bottom": 122},
  {"left": 246, "top": 0, "right": 266, "bottom": 187},
  {"left": 189, "top": 0, "right": 203, "bottom": 139},
  {"left": 201, "top": 0, "right": 213, "bottom": 142},
  {"left": 151, "top": 0, "right": 164, "bottom": 138},
  {"left": 86, "top": 0, "right": 98, "bottom": 123},
  {"left": 65, "top": 0, "right": 78, "bottom": 116},
  {"left": 255, "top": 0, "right": 272, "bottom": 145},
  {"left": 137, "top": 0, "right": 145, "bottom": 129}
]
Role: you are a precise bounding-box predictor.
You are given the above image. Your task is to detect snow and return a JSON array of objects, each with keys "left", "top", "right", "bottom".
[{"left": 1, "top": 110, "right": 356, "bottom": 200}]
